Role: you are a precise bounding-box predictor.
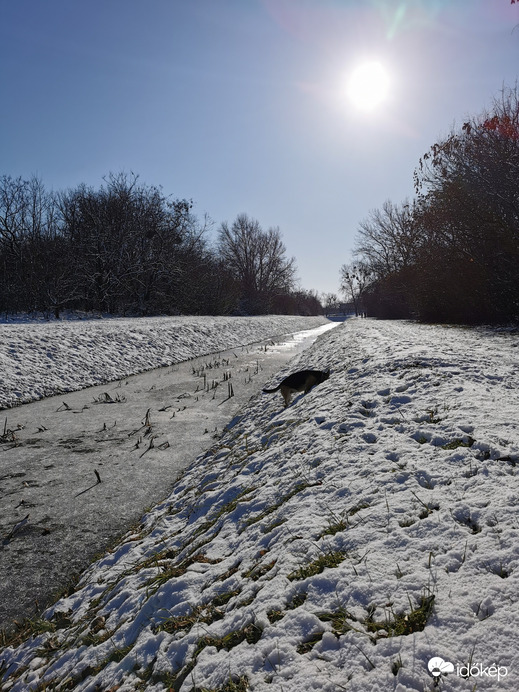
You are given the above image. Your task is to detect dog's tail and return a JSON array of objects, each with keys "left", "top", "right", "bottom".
[{"left": 262, "top": 385, "right": 281, "bottom": 393}]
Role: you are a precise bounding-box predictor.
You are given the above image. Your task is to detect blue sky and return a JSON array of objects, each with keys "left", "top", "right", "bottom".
[{"left": 1, "top": 0, "right": 518, "bottom": 297}]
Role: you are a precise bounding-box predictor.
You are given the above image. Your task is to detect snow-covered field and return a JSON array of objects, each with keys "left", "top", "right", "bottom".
[
  {"left": 2, "top": 318, "right": 519, "bottom": 691},
  {"left": 0, "top": 315, "right": 328, "bottom": 409}
]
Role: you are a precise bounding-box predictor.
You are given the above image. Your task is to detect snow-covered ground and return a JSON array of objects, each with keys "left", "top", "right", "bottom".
[
  {"left": 0, "top": 315, "right": 328, "bottom": 409},
  {"left": 0, "top": 318, "right": 336, "bottom": 634},
  {"left": 2, "top": 318, "right": 519, "bottom": 691}
]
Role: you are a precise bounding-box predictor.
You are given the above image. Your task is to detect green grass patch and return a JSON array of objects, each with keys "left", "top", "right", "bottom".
[
  {"left": 194, "top": 675, "right": 250, "bottom": 692},
  {"left": 364, "top": 595, "right": 435, "bottom": 640},
  {"left": 212, "top": 588, "right": 242, "bottom": 607},
  {"left": 236, "top": 594, "right": 256, "bottom": 608},
  {"left": 317, "top": 607, "right": 357, "bottom": 636},
  {"left": 392, "top": 655, "right": 404, "bottom": 676},
  {"left": 442, "top": 437, "right": 475, "bottom": 450},
  {"left": 267, "top": 609, "right": 284, "bottom": 624},
  {"left": 155, "top": 603, "right": 224, "bottom": 635},
  {"left": 296, "top": 630, "right": 325, "bottom": 653},
  {"left": 288, "top": 550, "right": 346, "bottom": 581},
  {"left": 320, "top": 516, "right": 348, "bottom": 537},
  {"left": 105, "top": 644, "right": 134, "bottom": 664},
  {"left": 262, "top": 517, "right": 287, "bottom": 533},
  {"left": 244, "top": 482, "right": 311, "bottom": 527},
  {"left": 195, "top": 623, "right": 263, "bottom": 656},
  {"left": 191, "top": 518, "right": 219, "bottom": 541},
  {"left": 136, "top": 670, "right": 178, "bottom": 691},
  {"left": 213, "top": 487, "right": 258, "bottom": 520},
  {"left": 216, "top": 564, "right": 241, "bottom": 581},
  {"left": 287, "top": 592, "right": 307, "bottom": 609},
  {"left": 348, "top": 502, "right": 370, "bottom": 516},
  {"left": 242, "top": 559, "right": 277, "bottom": 581},
  {"left": 2, "top": 616, "right": 57, "bottom": 649},
  {"left": 80, "top": 629, "right": 115, "bottom": 647},
  {"left": 399, "top": 518, "right": 416, "bottom": 527},
  {"left": 144, "top": 563, "right": 189, "bottom": 591},
  {"left": 144, "top": 552, "right": 222, "bottom": 593}
]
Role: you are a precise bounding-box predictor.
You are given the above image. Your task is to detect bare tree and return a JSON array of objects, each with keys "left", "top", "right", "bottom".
[
  {"left": 354, "top": 199, "right": 420, "bottom": 279},
  {"left": 0, "top": 175, "right": 30, "bottom": 255},
  {"left": 0, "top": 172, "right": 318, "bottom": 318},
  {"left": 0, "top": 175, "right": 64, "bottom": 315},
  {"left": 57, "top": 172, "right": 194, "bottom": 314},
  {"left": 322, "top": 292, "right": 339, "bottom": 316},
  {"left": 217, "top": 214, "right": 296, "bottom": 313},
  {"left": 340, "top": 262, "right": 371, "bottom": 316}
]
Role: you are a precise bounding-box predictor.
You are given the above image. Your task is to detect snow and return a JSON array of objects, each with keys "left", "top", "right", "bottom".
[
  {"left": 0, "top": 315, "right": 328, "bottom": 409},
  {"left": 0, "top": 316, "right": 333, "bottom": 633},
  {"left": 2, "top": 317, "right": 519, "bottom": 691}
]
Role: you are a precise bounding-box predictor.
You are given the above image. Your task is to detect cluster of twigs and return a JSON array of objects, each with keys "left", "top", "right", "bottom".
[{"left": 0, "top": 417, "right": 22, "bottom": 447}]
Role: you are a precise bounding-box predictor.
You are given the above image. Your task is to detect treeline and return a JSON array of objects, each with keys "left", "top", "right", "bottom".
[
  {"left": 0, "top": 172, "right": 322, "bottom": 318},
  {"left": 343, "top": 86, "right": 519, "bottom": 324}
]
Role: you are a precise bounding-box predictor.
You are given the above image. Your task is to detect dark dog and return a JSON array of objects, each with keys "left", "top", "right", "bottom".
[{"left": 263, "top": 369, "right": 330, "bottom": 407}]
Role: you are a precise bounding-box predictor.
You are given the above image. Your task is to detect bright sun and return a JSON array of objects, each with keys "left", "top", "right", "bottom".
[{"left": 347, "top": 61, "right": 391, "bottom": 112}]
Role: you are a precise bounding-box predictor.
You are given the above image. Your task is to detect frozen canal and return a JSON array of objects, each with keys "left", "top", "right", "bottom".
[{"left": 0, "top": 321, "right": 339, "bottom": 633}]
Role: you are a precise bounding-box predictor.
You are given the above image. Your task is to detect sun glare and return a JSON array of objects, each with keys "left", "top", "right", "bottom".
[{"left": 347, "top": 61, "right": 391, "bottom": 112}]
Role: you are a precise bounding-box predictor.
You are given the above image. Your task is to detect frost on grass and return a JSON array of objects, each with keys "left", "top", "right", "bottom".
[{"left": 2, "top": 318, "right": 519, "bottom": 691}]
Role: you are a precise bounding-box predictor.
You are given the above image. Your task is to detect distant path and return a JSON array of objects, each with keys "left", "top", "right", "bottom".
[{"left": 0, "top": 321, "right": 340, "bottom": 634}]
